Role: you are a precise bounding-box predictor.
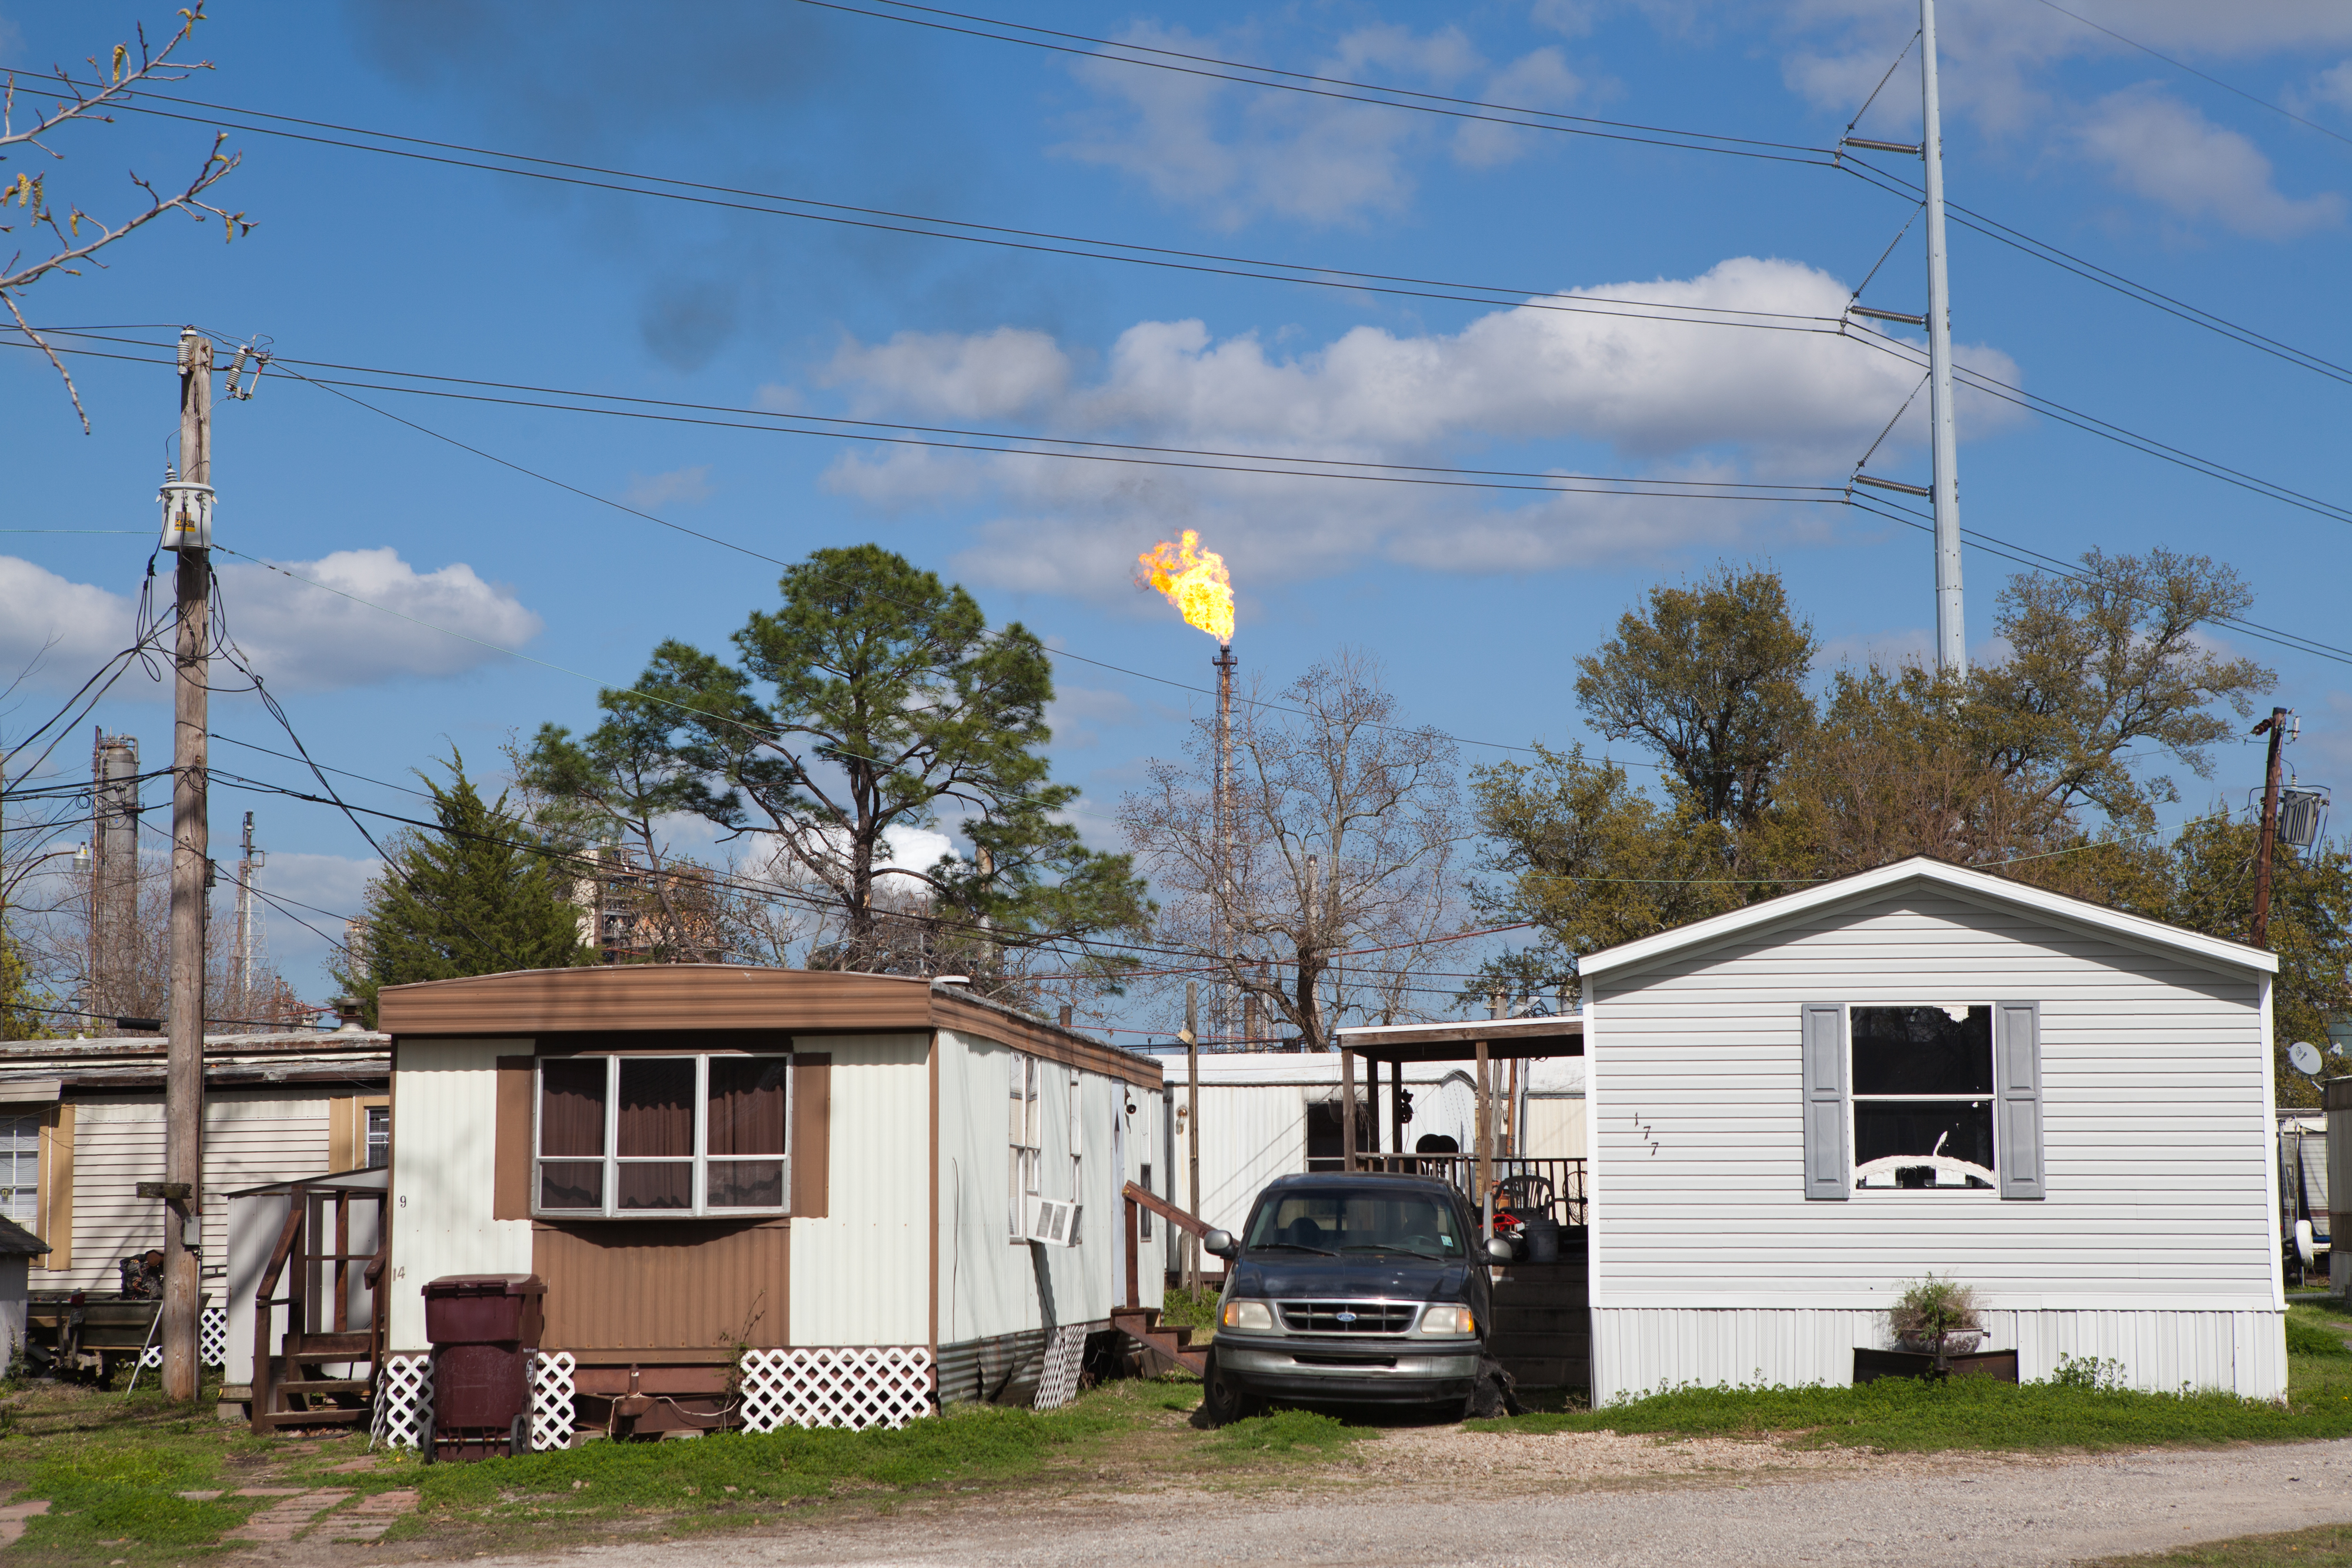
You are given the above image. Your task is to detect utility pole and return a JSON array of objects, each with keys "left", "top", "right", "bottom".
[
  {"left": 1920, "top": 0, "right": 1965, "bottom": 676},
  {"left": 1184, "top": 979, "right": 1200, "bottom": 1296},
  {"left": 2251, "top": 707, "right": 2290, "bottom": 948},
  {"left": 229, "top": 812, "right": 259, "bottom": 1019},
  {"left": 161, "top": 326, "right": 215, "bottom": 1403}
]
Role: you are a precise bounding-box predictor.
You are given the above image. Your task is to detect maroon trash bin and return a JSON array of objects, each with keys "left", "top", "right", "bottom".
[{"left": 422, "top": 1274, "right": 546, "bottom": 1462}]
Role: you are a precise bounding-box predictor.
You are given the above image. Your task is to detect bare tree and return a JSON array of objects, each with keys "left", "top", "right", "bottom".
[
  {"left": 1121, "top": 652, "right": 1468, "bottom": 1050},
  {"left": 4, "top": 2, "right": 253, "bottom": 430}
]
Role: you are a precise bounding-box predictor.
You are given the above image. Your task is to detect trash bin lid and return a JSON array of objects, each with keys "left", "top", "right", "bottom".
[{"left": 422, "top": 1273, "right": 546, "bottom": 1297}]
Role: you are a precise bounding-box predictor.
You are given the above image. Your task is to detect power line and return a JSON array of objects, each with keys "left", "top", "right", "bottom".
[
  {"left": 2032, "top": 0, "right": 2352, "bottom": 152},
  {"left": 811, "top": 0, "right": 1833, "bottom": 161},
  {"left": 75, "top": 89, "right": 1847, "bottom": 344}
]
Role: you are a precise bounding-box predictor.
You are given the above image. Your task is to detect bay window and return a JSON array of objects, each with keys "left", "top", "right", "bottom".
[{"left": 535, "top": 1053, "right": 791, "bottom": 1218}]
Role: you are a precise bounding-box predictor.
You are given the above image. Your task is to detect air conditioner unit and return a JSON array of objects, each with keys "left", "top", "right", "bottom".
[{"left": 1027, "top": 1196, "right": 1082, "bottom": 1246}]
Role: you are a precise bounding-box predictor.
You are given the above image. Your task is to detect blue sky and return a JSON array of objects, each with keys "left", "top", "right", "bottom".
[{"left": 4, "top": 0, "right": 2350, "bottom": 1021}]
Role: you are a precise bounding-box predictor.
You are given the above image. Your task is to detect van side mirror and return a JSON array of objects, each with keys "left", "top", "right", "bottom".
[
  {"left": 1204, "top": 1228, "right": 1238, "bottom": 1260},
  {"left": 1485, "top": 1236, "right": 1515, "bottom": 1263}
]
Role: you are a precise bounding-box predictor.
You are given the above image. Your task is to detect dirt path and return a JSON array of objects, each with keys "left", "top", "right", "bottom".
[{"left": 455, "top": 1433, "right": 2352, "bottom": 1568}]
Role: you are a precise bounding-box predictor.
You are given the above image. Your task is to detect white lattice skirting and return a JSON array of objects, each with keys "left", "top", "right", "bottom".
[
  {"left": 1033, "top": 1325, "right": 1088, "bottom": 1412},
  {"left": 529, "top": 1351, "right": 576, "bottom": 1450},
  {"left": 136, "top": 1307, "right": 230, "bottom": 1369},
  {"left": 739, "top": 1347, "right": 935, "bottom": 1432},
  {"left": 370, "top": 1354, "right": 433, "bottom": 1450}
]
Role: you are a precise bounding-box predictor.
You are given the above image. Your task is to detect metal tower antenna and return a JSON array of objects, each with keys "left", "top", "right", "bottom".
[{"left": 1921, "top": 0, "right": 1965, "bottom": 675}]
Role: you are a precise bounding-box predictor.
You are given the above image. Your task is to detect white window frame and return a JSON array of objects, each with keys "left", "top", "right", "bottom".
[
  {"left": 1010, "top": 1051, "right": 1043, "bottom": 1237},
  {"left": 533, "top": 1052, "right": 791, "bottom": 1219},
  {"left": 1847, "top": 1002, "right": 1999, "bottom": 1196},
  {"left": 0, "top": 1112, "right": 37, "bottom": 1228}
]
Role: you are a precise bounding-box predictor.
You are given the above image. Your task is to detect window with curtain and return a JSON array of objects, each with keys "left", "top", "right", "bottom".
[{"left": 536, "top": 1054, "right": 790, "bottom": 1218}]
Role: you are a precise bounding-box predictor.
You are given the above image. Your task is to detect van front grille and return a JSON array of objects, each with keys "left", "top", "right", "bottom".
[{"left": 1278, "top": 1301, "right": 1418, "bottom": 1334}]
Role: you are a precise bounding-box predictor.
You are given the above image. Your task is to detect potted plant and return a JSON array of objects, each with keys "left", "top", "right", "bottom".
[{"left": 1890, "top": 1275, "right": 1982, "bottom": 1371}]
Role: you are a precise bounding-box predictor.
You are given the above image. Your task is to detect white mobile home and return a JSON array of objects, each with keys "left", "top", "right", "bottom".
[
  {"left": 377, "top": 965, "right": 1162, "bottom": 1431},
  {"left": 1578, "top": 856, "right": 2285, "bottom": 1400}
]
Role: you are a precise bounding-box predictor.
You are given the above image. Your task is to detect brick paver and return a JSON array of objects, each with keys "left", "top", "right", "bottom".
[{"left": 228, "top": 1489, "right": 353, "bottom": 1544}]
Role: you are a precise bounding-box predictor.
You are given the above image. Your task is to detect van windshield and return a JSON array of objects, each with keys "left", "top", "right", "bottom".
[{"left": 1244, "top": 1189, "right": 1465, "bottom": 1259}]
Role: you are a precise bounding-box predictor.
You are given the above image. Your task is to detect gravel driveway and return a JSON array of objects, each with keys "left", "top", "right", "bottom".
[{"left": 476, "top": 1433, "right": 2352, "bottom": 1568}]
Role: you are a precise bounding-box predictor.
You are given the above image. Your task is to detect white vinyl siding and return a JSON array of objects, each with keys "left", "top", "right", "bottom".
[
  {"left": 1587, "top": 885, "right": 2280, "bottom": 1399},
  {"left": 787, "top": 1034, "right": 929, "bottom": 1348},
  {"left": 386, "top": 1041, "right": 533, "bottom": 1350}
]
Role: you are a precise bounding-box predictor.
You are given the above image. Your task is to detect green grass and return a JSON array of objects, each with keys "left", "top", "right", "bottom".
[
  {"left": 2083, "top": 1522, "right": 2352, "bottom": 1566},
  {"left": 1469, "top": 1353, "right": 2352, "bottom": 1453},
  {"left": 1162, "top": 1284, "right": 1221, "bottom": 1344},
  {"left": 410, "top": 1396, "right": 1136, "bottom": 1523},
  {"left": 0, "top": 1382, "right": 266, "bottom": 1562},
  {"left": 1209, "top": 1409, "right": 1374, "bottom": 1459},
  {"left": 2284, "top": 1309, "right": 2352, "bottom": 1358}
]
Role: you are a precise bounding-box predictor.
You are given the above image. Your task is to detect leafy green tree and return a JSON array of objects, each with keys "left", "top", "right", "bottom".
[
  {"left": 534, "top": 545, "right": 1147, "bottom": 987},
  {"left": 1572, "top": 564, "right": 1819, "bottom": 830},
  {"left": 1970, "top": 549, "right": 2273, "bottom": 835},
  {"left": 1466, "top": 745, "right": 1744, "bottom": 1002},
  {"left": 0, "top": 922, "right": 52, "bottom": 1040},
  {"left": 338, "top": 754, "right": 590, "bottom": 1025},
  {"left": 2163, "top": 814, "right": 2352, "bottom": 1106}
]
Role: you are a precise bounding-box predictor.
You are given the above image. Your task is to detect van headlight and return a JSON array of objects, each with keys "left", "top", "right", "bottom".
[
  {"left": 1221, "top": 1299, "right": 1276, "bottom": 1331},
  {"left": 1418, "top": 1305, "right": 1475, "bottom": 1336}
]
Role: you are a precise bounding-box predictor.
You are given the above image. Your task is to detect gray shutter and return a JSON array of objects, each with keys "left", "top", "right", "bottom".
[
  {"left": 1800, "top": 1003, "right": 1849, "bottom": 1201},
  {"left": 1993, "top": 1001, "right": 2045, "bottom": 1201}
]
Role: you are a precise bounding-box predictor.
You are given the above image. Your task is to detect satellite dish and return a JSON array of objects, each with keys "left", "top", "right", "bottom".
[{"left": 2290, "top": 1040, "right": 2324, "bottom": 1076}]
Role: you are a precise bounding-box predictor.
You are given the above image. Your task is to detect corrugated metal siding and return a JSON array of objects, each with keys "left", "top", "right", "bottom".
[
  {"left": 936, "top": 1328, "right": 1048, "bottom": 1406},
  {"left": 789, "top": 1034, "right": 930, "bottom": 1347},
  {"left": 937, "top": 1030, "right": 1158, "bottom": 1348},
  {"left": 1593, "top": 1306, "right": 2286, "bottom": 1400},
  {"left": 387, "top": 1039, "right": 534, "bottom": 1349},
  {"left": 537, "top": 1221, "right": 789, "bottom": 1350},
  {"left": 1586, "top": 886, "right": 2280, "bottom": 1402}
]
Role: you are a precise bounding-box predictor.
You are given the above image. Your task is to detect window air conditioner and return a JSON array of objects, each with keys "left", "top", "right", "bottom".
[{"left": 1027, "top": 1196, "right": 1083, "bottom": 1246}]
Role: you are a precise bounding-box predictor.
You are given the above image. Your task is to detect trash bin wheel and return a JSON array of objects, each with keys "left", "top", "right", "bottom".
[
  {"left": 509, "top": 1413, "right": 529, "bottom": 1457},
  {"left": 419, "top": 1415, "right": 436, "bottom": 1464}
]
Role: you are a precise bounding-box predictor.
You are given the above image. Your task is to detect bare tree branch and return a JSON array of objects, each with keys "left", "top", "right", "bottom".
[{"left": 0, "top": 4, "right": 253, "bottom": 431}]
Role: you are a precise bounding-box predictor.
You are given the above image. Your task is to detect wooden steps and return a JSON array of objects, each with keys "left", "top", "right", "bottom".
[{"left": 1110, "top": 1306, "right": 1209, "bottom": 1376}]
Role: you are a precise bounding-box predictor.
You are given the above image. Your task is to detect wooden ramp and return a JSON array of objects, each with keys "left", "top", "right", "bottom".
[{"left": 1487, "top": 1238, "right": 1590, "bottom": 1392}]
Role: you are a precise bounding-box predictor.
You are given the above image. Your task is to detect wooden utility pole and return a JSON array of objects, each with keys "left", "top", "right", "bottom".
[
  {"left": 162, "top": 326, "right": 213, "bottom": 1403},
  {"left": 2251, "top": 707, "right": 2290, "bottom": 948},
  {"left": 1184, "top": 980, "right": 1200, "bottom": 1295}
]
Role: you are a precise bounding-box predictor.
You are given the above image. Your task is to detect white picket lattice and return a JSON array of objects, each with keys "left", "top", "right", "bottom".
[
  {"left": 529, "top": 1350, "right": 576, "bottom": 1450},
  {"left": 370, "top": 1353, "right": 433, "bottom": 1450},
  {"left": 138, "top": 1345, "right": 162, "bottom": 1369},
  {"left": 1033, "top": 1325, "right": 1088, "bottom": 1412},
  {"left": 199, "top": 1306, "right": 228, "bottom": 1366},
  {"left": 738, "top": 1347, "right": 934, "bottom": 1433}
]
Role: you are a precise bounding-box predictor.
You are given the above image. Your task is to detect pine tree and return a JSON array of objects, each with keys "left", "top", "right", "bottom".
[{"left": 340, "top": 754, "right": 589, "bottom": 1025}]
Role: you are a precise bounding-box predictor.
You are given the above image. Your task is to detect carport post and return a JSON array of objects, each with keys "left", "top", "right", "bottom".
[
  {"left": 1391, "top": 1059, "right": 1404, "bottom": 1158},
  {"left": 1341, "top": 1048, "right": 1357, "bottom": 1171}
]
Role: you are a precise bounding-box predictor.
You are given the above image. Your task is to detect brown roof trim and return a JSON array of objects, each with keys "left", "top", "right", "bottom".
[{"left": 380, "top": 965, "right": 1162, "bottom": 1090}]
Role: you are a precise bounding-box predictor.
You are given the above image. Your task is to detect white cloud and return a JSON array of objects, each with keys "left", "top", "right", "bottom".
[
  {"left": 820, "top": 327, "right": 1073, "bottom": 419},
  {"left": 2074, "top": 87, "right": 2344, "bottom": 240},
  {"left": 0, "top": 556, "right": 141, "bottom": 684},
  {"left": 621, "top": 464, "right": 712, "bottom": 509},
  {"left": 0, "top": 551, "right": 542, "bottom": 696},
  {"left": 811, "top": 256, "right": 2021, "bottom": 593},
  {"left": 1054, "top": 21, "right": 1585, "bottom": 227},
  {"left": 2315, "top": 60, "right": 2352, "bottom": 113},
  {"left": 214, "top": 549, "right": 542, "bottom": 692}
]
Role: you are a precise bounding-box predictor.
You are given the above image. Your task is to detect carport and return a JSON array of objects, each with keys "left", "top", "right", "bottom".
[{"left": 1334, "top": 1014, "right": 1589, "bottom": 1392}]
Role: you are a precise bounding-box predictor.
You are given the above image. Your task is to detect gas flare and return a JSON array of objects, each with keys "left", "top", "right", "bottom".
[{"left": 1136, "top": 530, "right": 1234, "bottom": 644}]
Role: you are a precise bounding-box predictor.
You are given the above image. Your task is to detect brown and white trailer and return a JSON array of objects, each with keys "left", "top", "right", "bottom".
[{"left": 377, "top": 965, "right": 1164, "bottom": 1432}]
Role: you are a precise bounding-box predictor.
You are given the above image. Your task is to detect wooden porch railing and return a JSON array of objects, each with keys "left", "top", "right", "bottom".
[
  {"left": 1120, "top": 1181, "right": 1207, "bottom": 1312},
  {"left": 250, "top": 1184, "right": 390, "bottom": 1433},
  {"left": 1347, "top": 1153, "right": 1588, "bottom": 1228}
]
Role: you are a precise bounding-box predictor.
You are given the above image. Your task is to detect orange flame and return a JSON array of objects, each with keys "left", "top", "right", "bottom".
[{"left": 1135, "top": 530, "right": 1234, "bottom": 644}]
